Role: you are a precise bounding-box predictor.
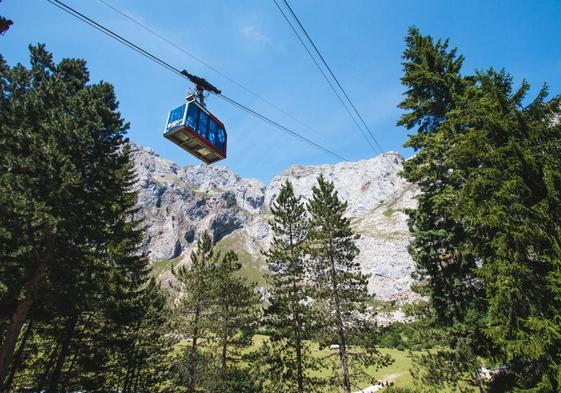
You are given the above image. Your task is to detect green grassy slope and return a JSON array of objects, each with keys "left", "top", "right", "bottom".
[
  {"left": 213, "top": 230, "right": 266, "bottom": 285},
  {"left": 151, "top": 230, "right": 267, "bottom": 286},
  {"left": 172, "top": 334, "right": 416, "bottom": 391}
]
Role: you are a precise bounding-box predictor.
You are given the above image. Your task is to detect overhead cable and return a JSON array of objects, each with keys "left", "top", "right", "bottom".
[
  {"left": 275, "top": 0, "right": 384, "bottom": 153},
  {"left": 272, "top": 0, "right": 378, "bottom": 153},
  {"left": 97, "top": 0, "right": 330, "bottom": 143},
  {"left": 46, "top": 0, "right": 349, "bottom": 162}
]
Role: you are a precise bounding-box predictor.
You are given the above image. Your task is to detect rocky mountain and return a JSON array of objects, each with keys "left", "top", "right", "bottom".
[{"left": 131, "top": 144, "right": 419, "bottom": 303}]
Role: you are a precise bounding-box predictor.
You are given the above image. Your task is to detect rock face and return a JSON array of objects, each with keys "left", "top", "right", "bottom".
[
  {"left": 131, "top": 144, "right": 419, "bottom": 302},
  {"left": 266, "top": 152, "right": 408, "bottom": 216}
]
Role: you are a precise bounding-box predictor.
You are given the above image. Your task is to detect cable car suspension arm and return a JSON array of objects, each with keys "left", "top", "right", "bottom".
[{"left": 180, "top": 69, "right": 221, "bottom": 107}]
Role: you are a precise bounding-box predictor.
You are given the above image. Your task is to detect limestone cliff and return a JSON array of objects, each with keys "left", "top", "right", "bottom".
[{"left": 131, "top": 144, "right": 419, "bottom": 302}]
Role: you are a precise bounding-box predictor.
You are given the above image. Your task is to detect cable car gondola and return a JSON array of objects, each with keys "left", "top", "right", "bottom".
[{"left": 163, "top": 70, "right": 227, "bottom": 164}]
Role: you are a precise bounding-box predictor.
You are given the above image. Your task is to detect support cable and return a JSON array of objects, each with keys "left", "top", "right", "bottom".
[
  {"left": 276, "top": 0, "right": 384, "bottom": 153},
  {"left": 97, "top": 0, "right": 331, "bottom": 142},
  {"left": 272, "top": 0, "right": 378, "bottom": 153},
  {"left": 46, "top": 0, "right": 349, "bottom": 162}
]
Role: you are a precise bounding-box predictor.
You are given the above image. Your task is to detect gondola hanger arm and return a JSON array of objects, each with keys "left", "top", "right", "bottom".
[{"left": 180, "top": 69, "right": 221, "bottom": 95}]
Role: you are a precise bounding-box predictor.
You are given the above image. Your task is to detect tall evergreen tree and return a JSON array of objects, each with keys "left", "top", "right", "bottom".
[
  {"left": 0, "top": 45, "right": 166, "bottom": 391},
  {"left": 173, "top": 233, "right": 260, "bottom": 393},
  {"left": 399, "top": 26, "right": 561, "bottom": 391},
  {"left": 399, "top": 26, "right": 481, "bottom": 322},
  {"left": 306, "top": 175, "right": 380, "bottom": 393},
  {"left": 209, "top": 249, "right": 260, "bottom": 393},
  {"left": 173, "top": 233, "right": 215, "bottom": 393},
  {"left": 264, "top": 180, "right": 320, "bottom": 393},
  {"left": 0, "top": 44, "right": 134, "bottom": 386},
  {"left": 116, "top": 279, "right": 172, "bottom": 393}
]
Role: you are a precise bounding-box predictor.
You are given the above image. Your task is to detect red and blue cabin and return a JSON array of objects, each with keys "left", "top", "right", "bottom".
[{"left": 163, "top": 97, "right": 227, "bottom": 164}]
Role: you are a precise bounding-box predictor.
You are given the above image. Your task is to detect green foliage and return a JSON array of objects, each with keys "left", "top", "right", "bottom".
[
  {"left": 410, "top": 348, "right": 480, "bottom": 393},
  {"left": 0, "top": 45, "right": 171, "bottom": 392},
  {"left": 172, "top": 232, "right": 260, "bottom": 393},
  {"left": 247, "top": 339, "right": 324, "bottom": 393},
  {"left": 263, "top": 180, "right": 321, "bottom": 392},
  {"left": 210, "top": 248, "right": 261, "bottom": 392},
  {"left": 307, "top": 175, "right": 391, "bottom": 392},
  {"left": 170, "top": 346, "right": 216, "bottom": 393},
  {"left": 306, "top": 175, "right": 370, "bottom": 335},
  {"left": 378, "top": 323, "right": 409, "bottom": 351},
  {"left": 172, "top": 233, "right": 216, "bottom": 393},
  {"left": 399, "top": 26, "right": 561, "bottom": 392}
]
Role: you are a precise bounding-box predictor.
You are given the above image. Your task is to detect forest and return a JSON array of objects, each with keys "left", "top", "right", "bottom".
[{"left": 1, "top": 26, "right": 561, "bottom": 393}]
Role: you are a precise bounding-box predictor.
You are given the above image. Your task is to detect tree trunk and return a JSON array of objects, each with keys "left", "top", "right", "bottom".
[
  {"left": 187, "top": 306, "right": 200, "bottom": 393},
  {"left": 59, "top": 350, "right": 78, "bottom": 393},
  {"left": 123, "top": 342, "right": 139, "bottom": 393},
  {"left": 37, "top": 338, "right": 62, "bottom": 392},
  {"left": 291, "top": 279, "right": 304, "bottom": 393},
  {"left": 289, "top": 224, "right": 305, "bottom": 393},
  {"left": 47, "top": 314, "right": 78, "bottom": 393},
  {"left": 336, "top": 316, "right": 351, "bottom": 393},
  {"left": 330, "top": 256, "right": 351, "bottom": 393},
  {"left": 59, "top": 312, "right": 94, "bottom": 393},
  {"left": 294, "top": 317, "right": 304, "bottom": 393},
  {"left": 4, "top": 319, "right": 33, "bottom": 392},
  {"left": 221, "top": 334, "right": 228, "bottom": 384},
  {"left": 0, "top": 265, "right": 43, "bottom": 390}
]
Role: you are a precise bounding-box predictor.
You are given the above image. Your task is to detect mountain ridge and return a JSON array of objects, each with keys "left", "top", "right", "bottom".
[{"left": 131, "top": 143, "right": 419, "bottom": 302}]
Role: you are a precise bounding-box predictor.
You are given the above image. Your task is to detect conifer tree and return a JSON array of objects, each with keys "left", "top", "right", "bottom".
[
  {"left": 399, "top": 27, "right": 561, "bottom": 391},
  {"left": 173, "top": 233, "right": 260, "bottom": 393},
  {"left": 119, "top": 279, "right": 172, "bottom": 393},
  {"left": 0, "top": 45, "right": 167, "bottom": 391},
  {"left": 264, "top": 180, "right": 319, "bottom": 393},
  {"left": 209, "top": 250, "right": 260, "bottom": 393},
  {"left": 0, "top": 44, "right": 143, "bottom": 387},
  {"left": 173, "top": 233, "right": 215, "bottom": 393},
  {"left": 398, "top": 26, "right": 478, "bottom": 323},
  {"left": 306, "top": 175, "right": 376, "bottom": 393}
]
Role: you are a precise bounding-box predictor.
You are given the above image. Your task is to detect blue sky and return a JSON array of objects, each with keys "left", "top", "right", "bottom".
[{"left": 1, "top": 0, "right": 560, "bottom": 182}]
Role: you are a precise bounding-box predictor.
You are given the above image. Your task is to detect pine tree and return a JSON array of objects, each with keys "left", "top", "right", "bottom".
[
  {"left": 306, "top": 175, "right": 375, "bottom": 393},
  {"left": 264, "top": 180, "right": 320, "bottom": 393},
  {"left": 0, "top": 45, "right": 163, "bottom": 391},
  {"left": 209, "top": 250, "right": 260, "bottom": 393},
  {"left": 173, "top": 232, "right": 260, "bottom": 393},
  {"left": 398, "top": 27, "right": 479, "bottom": 323},
  {"left": 173, "top": 232, "right": 215, "bottom": 393},
  {"left": 399, "top": 26, "right": 561, "bottom": 391},
  {"left": 120, "top": 279, "right": 172, "bottom": 393},
  {"left": 0, "top": 44, "right": 136, "bottom": 387}
]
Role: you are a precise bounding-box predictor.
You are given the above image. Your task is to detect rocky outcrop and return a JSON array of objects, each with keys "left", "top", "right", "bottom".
[
  {"left": 132, "top": 145, "right": 262, "bottom": 260},
  {"left": 131, "top": 144, "right": 419, "bottom": 302},
  {"left": 266, "top": 152, "right": 408, "bottom": 216},
  {"left": 265, "top": 153, "right": 418, "bottom": 301}
]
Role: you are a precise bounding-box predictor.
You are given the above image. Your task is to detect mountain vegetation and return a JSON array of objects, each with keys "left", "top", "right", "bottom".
[
  {"left": 1, "top": 25, "right": 560, "bottom": 393},
  {"left": 0, "top": 45, "right": 170, "bottom": 392},
  {"left": 306, "top": 175, "right": 390, "bottom": 392},
  {"left": 171, "top": 232, "right": 260, "bottom": 393},
  {"left": 261, "top": 180, "right": 318, "bottom": 393},
  {"left": 398, "top": 27, "right": 561, "bottom": 392}
]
